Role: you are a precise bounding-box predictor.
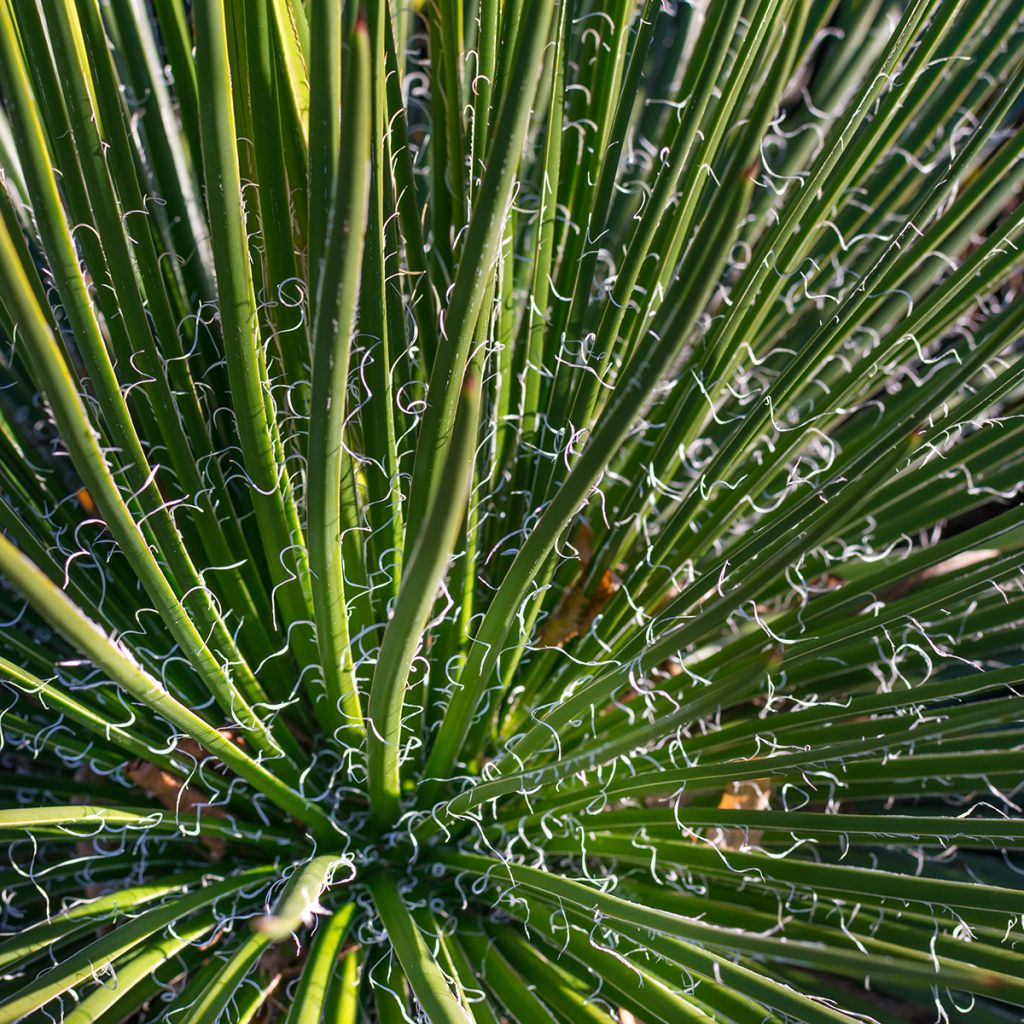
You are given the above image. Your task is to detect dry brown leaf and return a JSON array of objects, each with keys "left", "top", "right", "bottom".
[
  {"left": 127, "top": 735, "right": 233, "bottom": 859},
  {"left": 536, "top": 522, "right": 622, "bottom": 649},
  {"left": 539, "top": 569, "right": 620, "bottom": 649},
  {"left": 710, "top": 774, "right": 772, "bottom": 851},
  {"left": 538, "top": 585, "right": 591, "bottom": 648},
  {"left": 573, "top": 521, "right": 595, "bottom": 566}
]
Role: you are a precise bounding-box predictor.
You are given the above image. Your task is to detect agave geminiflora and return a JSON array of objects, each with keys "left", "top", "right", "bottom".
[{"left": 1, "top": 0, "right": 1024, "bottom": 1020}]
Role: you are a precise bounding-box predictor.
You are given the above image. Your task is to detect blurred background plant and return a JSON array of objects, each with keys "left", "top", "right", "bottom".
[{"left": 1, "top": 0, "right": 1024, "bottom": 1021}]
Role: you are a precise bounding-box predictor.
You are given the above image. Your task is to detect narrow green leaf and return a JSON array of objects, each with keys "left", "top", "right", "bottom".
[
  {"left": 367, "top": 873, "right": 473, "bottom": 1023},
  {"left": 367, "top": 375, "right": 481, "bottom": 827},
  {"left": 306, "top": 16, "right": 373, "bottom": 737}
]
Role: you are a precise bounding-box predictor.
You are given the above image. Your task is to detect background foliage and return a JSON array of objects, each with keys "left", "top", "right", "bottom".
[{"left": 1, "top": 0, "right": 1024, "bottom": 1021}]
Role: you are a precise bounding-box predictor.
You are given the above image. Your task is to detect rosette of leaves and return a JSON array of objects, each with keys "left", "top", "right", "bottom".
[{"left": 1, "top": 0, "right": 1024, "bottom": 1021}]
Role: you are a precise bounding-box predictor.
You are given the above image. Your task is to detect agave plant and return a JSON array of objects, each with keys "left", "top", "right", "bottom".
[{"left": 2, "top": 0, "right": 1024, "bottom": 1020}]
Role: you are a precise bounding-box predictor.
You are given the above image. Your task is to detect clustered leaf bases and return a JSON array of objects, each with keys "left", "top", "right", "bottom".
[{"left": 1, "top": 2, "right": 1024, "bottom": 1023}]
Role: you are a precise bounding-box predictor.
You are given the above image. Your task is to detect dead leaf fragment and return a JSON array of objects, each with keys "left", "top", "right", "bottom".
[
  {"left": 536, "top": 522, "right": 621, "bottom": 648},
  {"left": 127, "top": 735, "right": 234, "bottom": 859},
  {"left": 711, "top": 775, "right": 772, "bottom": 851},
  {"left": 539, "top": 570, "right": 620, "bottom": 648}
]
